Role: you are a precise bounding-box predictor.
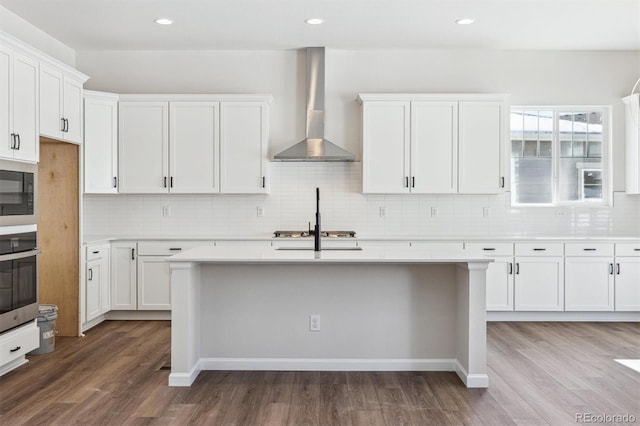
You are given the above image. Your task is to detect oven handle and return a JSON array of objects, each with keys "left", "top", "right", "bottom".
[{"left": 0, "top": 248, "right": 41, "bottom": 262}]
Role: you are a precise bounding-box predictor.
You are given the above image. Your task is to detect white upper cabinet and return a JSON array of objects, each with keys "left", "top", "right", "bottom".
[
  {"left": 0, "top": 46, "right": 39, "bottom": 162},
  {"left": 362, "top": 101, "right": 410, "bottom": 194},
  {"left": 170, "top": 102, "right": 220, "bottom": 193},
  {"left": 359, "top": 94, "right": 507, "bottom": 195},
  {"left": 84, "top": 91, "right": 118, "bottom": 193},
  {"left": 458, "top": 101, "right": 506, "bottom": 193},
  {"left": 622, "top": 94, "right": 640, "bottom": 194},
  {"left": 411, "top": 102, "right": 458, "bottom": 194},
  {"left": 118, "top": 95, "right": 271, "bottom": 194},
  {"left": 220, "top": 101, "right": 270, "bottom": 194},
  {"left": 40, "top": 64, "right": 85, "bottom": 144},
  {"left": 118, "top": 101, "right": 169, "bottom": 193}
]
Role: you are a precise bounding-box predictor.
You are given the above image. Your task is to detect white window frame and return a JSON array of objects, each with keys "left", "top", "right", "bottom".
[{"left": 510, "top": 106, "right": 611, "bottom": 207}]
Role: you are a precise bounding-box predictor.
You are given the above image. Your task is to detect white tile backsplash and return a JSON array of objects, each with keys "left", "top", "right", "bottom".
[{"left": 83, "top": 162, "right": 640, "bottom": 238}]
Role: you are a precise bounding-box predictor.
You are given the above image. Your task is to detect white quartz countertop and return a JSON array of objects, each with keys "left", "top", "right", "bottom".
[{"left": 167, "top": 245, "right": 493, "bottom": 264}]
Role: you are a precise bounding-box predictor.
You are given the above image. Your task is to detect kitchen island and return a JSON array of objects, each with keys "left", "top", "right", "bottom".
[{"left": 167, "top": 246, "right": 492, "bottom": 388}]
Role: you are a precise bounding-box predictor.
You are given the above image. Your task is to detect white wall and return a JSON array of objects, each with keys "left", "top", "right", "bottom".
[
  {"left": 0, "top": 5, "right": 76, "bottom": 66},
  {"left": 78, "top": 48, "right": 640, "bottom": 239}
]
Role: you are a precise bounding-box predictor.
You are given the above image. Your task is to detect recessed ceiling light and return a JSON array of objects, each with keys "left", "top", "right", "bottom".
[
  {"left": 154, "top": 18, "right": 173, "bottom": 25},
  {"left": 456, "top": 18, "right": 475, "bottom": 25},
  {"left": 305, "top": 18, "right": 325, "bottom": 25}
]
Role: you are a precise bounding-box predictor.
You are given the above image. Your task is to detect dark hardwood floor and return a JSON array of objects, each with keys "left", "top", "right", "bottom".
[{"left": 1, "top": 321, "right": 638, "bottom": 425}]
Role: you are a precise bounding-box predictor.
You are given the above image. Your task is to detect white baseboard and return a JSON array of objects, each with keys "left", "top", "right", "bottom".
[
  {"left": 198, "top": 357, "right": 456, "bottom": 372},
  {"left": 487, "top": 311, "right": 640, "bottom": 322},
  {"left": 168, "top": 360, "right": 201, "bottom": 387},
  {"left": 453, "top": 360, "right": 489, "bottom": 388},
  {"left": 0, "top": 357, "right": 28, "bottom": 377}
]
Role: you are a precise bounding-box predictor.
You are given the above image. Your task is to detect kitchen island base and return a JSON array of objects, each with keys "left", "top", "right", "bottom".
[{"left": 168, "top": 248, "right": 491, "bottom": 388}]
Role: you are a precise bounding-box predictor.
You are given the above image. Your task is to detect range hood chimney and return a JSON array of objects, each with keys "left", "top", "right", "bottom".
[{"left": 274, "top": 47, "right": 355, "bottom": 162}]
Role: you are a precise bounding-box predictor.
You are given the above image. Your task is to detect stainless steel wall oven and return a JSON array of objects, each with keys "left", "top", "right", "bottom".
[
  {"left": 0, "top": 226, "right": 39, "bottom": 334},
  {"left": 0, "top": 160, "right": 37, "bottom": 227}
]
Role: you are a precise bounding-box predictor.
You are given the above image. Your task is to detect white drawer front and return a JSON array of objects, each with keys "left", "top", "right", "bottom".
[
  {"left": 86, "top": 243, "right": 110, "bottom": 261},
  {"left": 137, "top": 241, "right": 214, "bottom": 256},
  {"left": 565, "top": 243, "right": 614, "bottom": 257},
  {"left": 515, "top": 243, "right": 563, "bottom": 257},
  {"left": 616, "top": 243, "right": 640, "bottom": 257},
  {"left": 465, "top": 242, "right": 513, "bottom": 257},
  {"left": 0, "top": 322, "right": 39, "bottom": 365}
]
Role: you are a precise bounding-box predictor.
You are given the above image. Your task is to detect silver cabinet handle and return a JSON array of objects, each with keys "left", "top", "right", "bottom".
[
  {"left": 61, "top": 117, "right": 66, "bottom": 132},
  {"left": 10, "top": 133, "right": 16, "bottom": 149},
  {"left": 15, "top": 134, "right": 20, "bottom": 150}
]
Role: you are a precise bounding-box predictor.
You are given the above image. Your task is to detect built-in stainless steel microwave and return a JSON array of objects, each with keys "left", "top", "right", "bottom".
[{"left": 0, "top": 160, "right": 37, "bottom": 227}]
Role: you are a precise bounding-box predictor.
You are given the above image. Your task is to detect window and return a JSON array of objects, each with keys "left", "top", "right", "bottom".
[{"left": 510, "top": 107, "right": 609, "bottom": 205}]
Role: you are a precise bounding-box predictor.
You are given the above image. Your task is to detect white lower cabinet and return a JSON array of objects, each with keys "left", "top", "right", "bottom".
[
  {"left": 514, "top": 244, "right": 564, "bottom": 311},
  {"left": 465, "top": 242, "right": 514, "bottom": 311},
  {"left": 85, "top": 243, "right": 111, "bottom": 323},
  {"left": 565, "top": 257, "right": 614, "bottom": 311},
  {"left": 111, "top": 242, "right": 138, "bottom": 310},
  {"left": 0, "top": 320, "right": 39, "bottom": 376},
  {"left": 615, "top": 243, "right": 640, "bottom": 311},
  {"left": 137, "top": 256, "right": 172, "bottom": 310}
]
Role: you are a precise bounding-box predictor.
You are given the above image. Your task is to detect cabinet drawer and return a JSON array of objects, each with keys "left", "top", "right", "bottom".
[
  {"left": 137, "top": 241, "right": 214, "bottom": 256},
  {"left": 515, "top": 243, "right": 563, "bottom": 256},
  {"left": 616, "top": 243, "right": 640, "bottom": 257},
  {"left": 0, "top": 321, "right": 39, "bottom": 365},
  {"left": 565, "top": 243, "right": 614, "bottom": 257},
  {"left": 86, "top": 243, "right": 110, "bottom": 261},
  {"left": 465, "top": 242, "right": 513, "bottom": 257}
]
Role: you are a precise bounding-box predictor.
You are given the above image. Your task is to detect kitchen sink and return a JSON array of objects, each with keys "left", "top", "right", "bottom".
[{"left": 275, "top": 247, "right": 363, "bottom": 251}]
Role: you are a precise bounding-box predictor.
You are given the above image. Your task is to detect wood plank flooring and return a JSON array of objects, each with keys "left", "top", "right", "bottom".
[{"left": 0, "top": 321, "right": 638, "bottom": 425}]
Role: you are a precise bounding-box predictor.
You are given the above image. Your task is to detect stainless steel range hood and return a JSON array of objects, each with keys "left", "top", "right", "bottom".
[{"left": 274, "top": 47, "right": 355, "bottom": 162}]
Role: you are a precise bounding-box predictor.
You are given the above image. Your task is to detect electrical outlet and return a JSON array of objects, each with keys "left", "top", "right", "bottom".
[
  {"left": 379, "top": 207, "right": 387, "bottom": 218},
  {"left": 483, "top": 207, "right": 491, "bottom": 217},
  {"left": 257, "top": 206, "right": 265, "bottom": 217},
  {"left": 430, "top": 207, "right": 438, "bottom": 217},
  {"left": 162, "top": 205, "right": 171, "bottom": 217},
  {"left": 309, "top": 315, "right": 321, "bottom": 331}
]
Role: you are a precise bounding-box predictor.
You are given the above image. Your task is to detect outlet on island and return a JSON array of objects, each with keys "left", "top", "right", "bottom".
[{"left": 309, "top": 314, "right": 321, "bottom": 331}]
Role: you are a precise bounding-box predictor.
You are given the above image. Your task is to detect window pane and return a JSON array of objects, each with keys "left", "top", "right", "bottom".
[
  {"left": 512, "top": 140, "right": 523, "bottom": 157},
  {"left": 558, "top": 158, "right": 602, "bottom": 202},
  {"left": 512, "top": 157, "right": 553, "bottom": 203},
  {"left": 539, "top": 140, "right": 552, "bottom": 157},
  {"left": 524, "top": 140, "right": 538, "bottom": 157}
]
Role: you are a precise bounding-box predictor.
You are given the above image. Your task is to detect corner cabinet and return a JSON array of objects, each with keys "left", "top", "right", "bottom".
[
  {"left": 358, "top": 94, "right": 508, "bottom": 195},
  {"left": 118, "top": 95, "right": 272, "bottom": 194},
  {"left": 84, "top": 91, "right": 119, "bottom": 193},
  {"left": 39, "top": 64, "right": 87, "bottom": 144},
  {"left": 85, "top": 243, "right": 111, "bottom": 324},
  {"left": 0, "top": 45, "right": 39, "bottom": 162}
]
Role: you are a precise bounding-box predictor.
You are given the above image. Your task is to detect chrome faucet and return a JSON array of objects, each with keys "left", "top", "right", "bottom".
[{"left": 314, "top": 187, "right": 321, "bottom": 252}]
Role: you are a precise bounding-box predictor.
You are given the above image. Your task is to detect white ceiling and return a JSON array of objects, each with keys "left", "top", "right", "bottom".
[{"left": 1, "top": 0, "right": 639, "bottom": 51}]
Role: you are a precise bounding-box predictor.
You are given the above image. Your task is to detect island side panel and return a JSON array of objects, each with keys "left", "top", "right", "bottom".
[
  {"left": 455, "top": 262, "right": 489, "bottom": 388},
  {"left": 197, "top": 263, "right": 459, "bottom": 364},
  {"left": 169, "top": 262, "right": 201, "bottom": 386}
]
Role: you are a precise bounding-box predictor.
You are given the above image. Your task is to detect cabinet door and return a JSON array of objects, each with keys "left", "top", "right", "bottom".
[
  {"left": 62, "top": 76, "right": 83, "bottom": 143},
  {"left": 362, "top": 101, "right": 410, "bottom": 194},
  {"left": 615, "top": 258, "right": 640, "bottom": 311},
  {"left": 514, "top": 257, "right": 564, "bottom": 311},
  {"left": 84, "top": 94, "right": 118, "bottom": 193},
  {"left": 86, "top": 258, "right": 102, "bottom": 322},
  {"left": 565, "top": 257, "right": 614, "bottom": 311},
  {"left": 410, "top": 102, "right": 458, "bottom": 193},
  {"left": 99, "top": 249, "right": 111, "bottom": 313},
  {"left": 11, "top": 52, "right": 38, "bottom": 162},
  {"left": 111, "top": 242, "right": 137, "bottom": 310},
  {"left": 486, "top": 258, "right": 514, "bottom": 311},
  {"left": 0, "top": 45, "right": 10, "bottom": 159},
  {"left": 170, "top": 102, "right": 220, "bottom": 193},
  {"left": 137, "top": 256, "right": 171, "bottom": 310},
  {"left": 458, "top": 101, "right": 504, "bottom": 194},
  {"left": 220, "top": 101, "right": 269, "bottom": 194},
  {"left": 39, "top": 65, "right": 63, "bottom": 140},
  {"left": 118, "top": 102, "right": 168, "bottom": 193}
]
